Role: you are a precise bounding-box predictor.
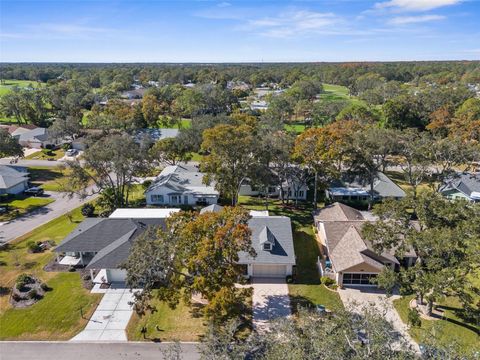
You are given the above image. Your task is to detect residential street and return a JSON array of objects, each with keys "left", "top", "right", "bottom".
[
  {"left": 0, "top": 190, "right": 98, "bottom": 243},
  {"left": 0, "top": 158, "right": 63, "bottom": 168},
  {"left": 0, "top": 341, "right": 200, "bottom": 360}
]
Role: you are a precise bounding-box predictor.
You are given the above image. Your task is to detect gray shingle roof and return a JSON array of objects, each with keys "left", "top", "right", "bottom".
[
  {"left": 146, "top": 164, "right": 218, "bottom": 197},
  {"left": 55, "top": 218, "right": 167, "bottom": 268},
  {"left": 0, "top": 165, "right": 29, "bottom": 190},
  {"left": 238, "top": 216, "right": 295, "bottom": 265},
  {"left": 331, "top": 172, "right": 406, "bottom": 199},
  {"left": 439, "top": 172, "right": 480, "bottom": 199}
]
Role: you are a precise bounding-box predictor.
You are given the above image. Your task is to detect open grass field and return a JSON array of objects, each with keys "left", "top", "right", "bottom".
[
  {"left": 0, "top": 195, "right": 55, "bottom": 222},
  {"left": 0, "top": 206, "right": 102, "bottom": 340},
  {"left": 0, "top": 80, "right": 42, "bottom": 97},
  {"left": 238, "top": 196, "right": 343, "bottom": 312},
  {"left": 320, "top": 83, "right": 364, "bottom": 105}
]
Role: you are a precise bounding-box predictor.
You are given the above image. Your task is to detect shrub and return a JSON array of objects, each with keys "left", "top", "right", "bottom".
[
  {"left": 16, "top": 274, "right": 34, "bottom": 290},
  {"left": 40, "top": 283, "right": 50, "bottom": 291},
  {"left": 81, "top": 203, "right": 95, "bottom": 217},
  {"left": 11, "top": 293, "right": 22, "bottom": 302},
  {"left": 408, "top": 308, "right": 421, "bottom": 327},
  {"left": 142, "top": 180, "right": 152, "bottom": 190},
  {"left": 28, "top": 289, "right": 38, "bottom": 299},
  {"left": 82, "top": 273, "right": 91, "bottom": 281},
  {"left": 286, "top": 275, "right": 293, "bottom": 284},
  {"left": 321, "top": 276, "right": 335, "bottom": 287},
  {"left": 42, "top": 148, "right": 54, "bottom": 156},
  {"left": 27, "top": 241, "right": 42, "bottom": 253}
]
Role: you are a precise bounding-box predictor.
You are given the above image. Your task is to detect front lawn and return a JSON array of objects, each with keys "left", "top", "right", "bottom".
[
  {"left": 0, "top": 205, "right": 101, "bottom": 340},
  {"left": 25, "top": 149, "right": 65, "bottom": 161},
  {"left": 28, "top": 166, "right": 69, "bottom": 191},
  {"left": 127, "top": 294, "right": 207, "bottom": 342},
  {"left": 0, "top": 273, "right": 101, "bottom": 340},
  {"left": 393, "top": 295, "right": 480, "bottom": 354},
  {"left": 0, "top": 195, "right": 55, "bottom": 221},
  {"left": 238, "top": 196, "right": 343, "bottom": 312}
]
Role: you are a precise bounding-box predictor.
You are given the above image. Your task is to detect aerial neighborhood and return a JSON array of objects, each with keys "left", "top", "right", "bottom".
[{"left": 0, "top": 60, "right": 479, "bottom": 358}]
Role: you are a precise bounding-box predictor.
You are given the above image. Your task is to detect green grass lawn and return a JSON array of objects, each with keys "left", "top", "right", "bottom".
[
  {"left": 28, "top": 166, "right": 69, "bottom": 192},
  {"left": 320, "top": 83, "right": 363, "bottom": 105},
  {"left": 0, "top": 80, "right": 42, "bottom": 97},
  {"left": 238, "top": 196, "right": 343, "bottom": 312},
  {"left": 0, "top": 195, "right": 55, "bottom": 221},
  {"left": 384, "top": 170, "right": 433, "bottom": 195},
  {"left": 0, "top": 205, "right": 102, "bottom": 340},
  {"left": 25, "top": 149, "right": 65, "bottom": 161},
  {"left": 0, "top": 273, "right": 101, "bottom": 340},
  {"left": 284, "top": 123, "right": 306, "bottom": 133},
  {"left": 127, "top": 293, "right": 207, "bottom": 342},
  {"left": 393, "top": 295, "right": 480, "bottom": 354}
]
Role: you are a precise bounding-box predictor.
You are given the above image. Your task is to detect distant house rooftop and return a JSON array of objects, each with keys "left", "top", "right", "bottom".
[{"left": 439, "top": 172, "right": 480, "bottom": 201}]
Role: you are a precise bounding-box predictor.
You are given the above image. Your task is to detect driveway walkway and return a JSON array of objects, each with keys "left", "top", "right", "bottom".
[
  {"left": 0, "top": 190, "right": 98, "bottom": 243},
  {"left": 71, "top": 287, "right": 135, "bottom": 342},
  {"left": 338, "top": 287, "right": 419, "bottom": 352},
  {"left": 252, "top": 277, "right": 291, "bottom": 332}
]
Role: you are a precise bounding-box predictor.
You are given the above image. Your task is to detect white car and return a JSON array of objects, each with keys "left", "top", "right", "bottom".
[{"left": 65, "top": 149, "right": 78, "bottom": 157}]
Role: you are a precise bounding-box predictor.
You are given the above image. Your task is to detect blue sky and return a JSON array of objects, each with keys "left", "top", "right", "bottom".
[{"left": 0, "top": 0, "right": 479, "bottom": 62}]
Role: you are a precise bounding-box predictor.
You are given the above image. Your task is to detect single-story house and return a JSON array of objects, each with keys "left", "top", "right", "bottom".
[
  {"left": 314, "top": 202, "right": 416, "bottom": 287},
  {"left": 439, "top": 172, "right": 480, "bottom": 202},
  {"left": 13, "top": 127, "right": 59, "bottom": 149},
  {"left": 121, "top": 88, "right": 146, "bottom": 99},
  {"left": 145, "top": 164, "right": 219, "bottom": 206},
  {"left": 326, "top": 172, "right": 406, "bottom": 203},
  {"left": 55, "top": 206, "right": 295, "bottom": 282},
  {"left": 54, "top": 208, "right": 178, "bottom": 283},
  {"left": 199, "top": 204, "right": 296, "bottom": 278},
  {"left": 0, "top": 165, "right": 29, "bottom": 195}
]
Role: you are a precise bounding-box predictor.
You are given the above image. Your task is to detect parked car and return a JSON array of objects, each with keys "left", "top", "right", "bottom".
[
  {"left": 65, "top": 149, "right": 78, "bottom": 157},
  {"left": 24, "top": 187, "right": 44, "bottom": 196}
]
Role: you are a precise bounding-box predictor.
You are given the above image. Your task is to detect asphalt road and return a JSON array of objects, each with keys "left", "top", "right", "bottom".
[
  {"left": 0, "top": 190, "right": 98, "bottom": 243},
  {"left": 0, "top": 341, "right": 200, "bottom": 360},
  {"left": 0, "top": 158, "right": 63, "bottom": 168}
]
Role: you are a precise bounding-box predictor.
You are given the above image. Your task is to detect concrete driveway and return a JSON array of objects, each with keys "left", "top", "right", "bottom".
[
  {"left": 338, "top": 286, "right": 419, "bottom": 351},
  {"left": 71, "top": 287, "right": 135, "bottom": 342},
  {"left": 252, "top": 277, "right": 291, "bottom": 332}
]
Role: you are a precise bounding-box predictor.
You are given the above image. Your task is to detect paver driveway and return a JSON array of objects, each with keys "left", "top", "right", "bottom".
[
  {"left": 252, "top": 277, "right": 291, "bottom": 332},
  {"left": 71, "top": 287, "right": 135, "bottom": 341},
  {"left": 338, "top": 286, "right": 419, "bottom": 352}
]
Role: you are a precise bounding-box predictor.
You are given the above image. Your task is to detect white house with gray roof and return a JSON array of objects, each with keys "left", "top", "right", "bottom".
[
  {"left": 0, "top": 165, "right": 29, "bottom": 195},
  {"left": 326, "top": 172, "right": 406, "bottom": 203},
  {"left": 439, "top": 172, "right": 480, "bottom": 202},
  {"left": 145, "top": 164, "right": 219, "bottom": 206}
]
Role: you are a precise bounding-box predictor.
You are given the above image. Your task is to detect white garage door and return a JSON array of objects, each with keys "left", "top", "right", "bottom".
[{"left": 253, "top": 264, "right": 286, "bottom": 278}]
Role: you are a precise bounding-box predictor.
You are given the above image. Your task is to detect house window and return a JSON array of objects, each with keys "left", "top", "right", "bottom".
[
  {"left": 171, "top": 195, "right": 181, "bottom": 204},
  {"left": 263, "top": 243, "right": 272, "bottom": 251},
  {"left": 151, "top": 194, "right": 163, "bottom": 203},
  {"left": 299, "top": 190, "right": 304, "bottom": 198},
  {"left": 184, "top": 195, "right": 188, "bottom": 205}
]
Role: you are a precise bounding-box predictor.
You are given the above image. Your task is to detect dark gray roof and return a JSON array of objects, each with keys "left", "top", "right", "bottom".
[
  {"left": 0, "top": 165, "right": 29, "bottom": 189},
  {"left": 331, "top": 172, "right": 406, "bottom": 199},
  {"left": 439, "top": 172, "right": 480, "bottom": 199},
  {"left": 238, "top": 216, "right": 295, "bottom": 265},
  {"left": 55, "top": 218, "right": 166, "bottom": 268}
]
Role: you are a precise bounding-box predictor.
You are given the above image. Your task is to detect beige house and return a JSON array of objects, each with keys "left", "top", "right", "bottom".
[{"left": 314, "top": 202, "right": 416, "bottom": 287}]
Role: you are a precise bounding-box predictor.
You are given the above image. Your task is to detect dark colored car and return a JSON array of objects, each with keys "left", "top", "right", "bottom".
[{"left": 24, "top": 187, "right": 44, "bottom": 196}]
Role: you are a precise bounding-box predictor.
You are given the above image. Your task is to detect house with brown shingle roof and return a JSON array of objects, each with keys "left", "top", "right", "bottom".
[{"left": 314, "top": 202, "right": 416, "bottom": 287}]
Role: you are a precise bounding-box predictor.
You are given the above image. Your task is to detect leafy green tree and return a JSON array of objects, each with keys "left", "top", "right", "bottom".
[
  {"left": 372, "top": 267, "right": 397, "bottom": 297},
  {"left": 336, "top": 103, "right": 380, "bottom": 124},
  {"left": 149, "top": 137, "right": 191, "bottom": 165},
  {"left": 201, "top": 124, "right": 258, "bottom": 205},
  {"left": 0, "top": 129, "right": 23, "bottom": 158},
  {"left": 122, "top": 207, "right": 255, "bottom": 322},
  {"left": 363, "top": 193, "right": 480, "bottom": 317},
  {"left": 62, "top": 134, "right": 150, "bottom": 209},
  {"left": 49, "top": 116, "right": 82, "bottom": 142}
]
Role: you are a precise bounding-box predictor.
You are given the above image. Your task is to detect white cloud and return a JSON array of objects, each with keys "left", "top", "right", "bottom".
[
  {"left": 375, "top": 0, "right": 462, "bottom": 11},
  {"left": 217, "top": 2, "right": 231, "bottom": 8},
  {"left": 389, "top": 14, "right": 445, "bottom": 24},
  {"left": 241, "top": 10, "right": 342, "bottom": 38}
]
